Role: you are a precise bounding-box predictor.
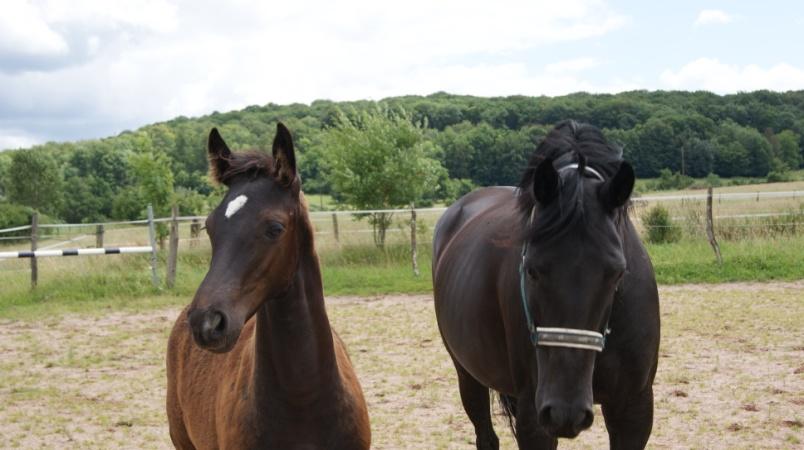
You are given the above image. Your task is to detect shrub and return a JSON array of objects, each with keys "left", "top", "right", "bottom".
[
  {"left": 766, "top": 158, "right": 792, "bottom": 182},
  {"left": 642, "top": 205, "right": 682, "bottom": 244},
  {"left": 654, "top": 168, "right": 695, "bottom": 191},
  {"left": 766, "top": 170, "right": 792, "bottom": 183},
  {"left": 0, "top": 201, "right": 57, "bottom": 241}
]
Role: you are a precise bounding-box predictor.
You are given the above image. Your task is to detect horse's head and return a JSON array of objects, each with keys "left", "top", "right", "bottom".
[
  {"left": 187, "top": 123, "right": 303, "bottom": 353},
  {"left": 519, "top": 121, "right": 634, "bottom": 438}
]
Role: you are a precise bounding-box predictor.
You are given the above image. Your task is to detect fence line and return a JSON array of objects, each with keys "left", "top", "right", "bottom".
[
  {"left": 0, "top": 187, "right": 802, "bottom": 291},
  {"left": 633, "top": 190, "right": 804, "bottom": 202},
  {"left": 0, "top": 224, "right": 33, "bottom": 233},
  {"left": 0, "top": 246, "right": 153, "bottom": 259},
  {"left": 0, "top": 189, "right": 801, "bottom": 235},
  {"left": 4, "top": 210, "right": 800, "bottom": 236}
]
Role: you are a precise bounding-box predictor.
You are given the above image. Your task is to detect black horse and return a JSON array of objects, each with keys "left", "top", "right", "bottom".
[{"left": 433, "top": 121, "right": 660, "bottom": 449}]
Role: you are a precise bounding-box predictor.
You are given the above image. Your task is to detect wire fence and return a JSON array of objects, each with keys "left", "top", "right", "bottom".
[{"left": 0, "top": 189, "right": 802, "bottom": 288}]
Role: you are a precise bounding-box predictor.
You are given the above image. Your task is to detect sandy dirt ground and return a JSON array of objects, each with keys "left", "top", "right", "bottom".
[{"left": 0, "top": 282, "right": 802, "bottom": 449}]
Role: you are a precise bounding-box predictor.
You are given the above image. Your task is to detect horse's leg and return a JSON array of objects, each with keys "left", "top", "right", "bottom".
[
  {"left": 452, "top": 359, "right": 499, "bottom": 450},
  {"left": 514, "top": 394, "right": 557, "bottom": 450},
  {"left": 601, "top": 386, "right": 654, "bottom": 450}
]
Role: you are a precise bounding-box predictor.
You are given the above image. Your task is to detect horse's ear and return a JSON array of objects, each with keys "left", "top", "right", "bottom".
[
  {"left": 272, "top": 122, "right": 297, "bottom": 186},
  {"left": 532, "top": 157, "right": 559, "bottom": 205},
  {"left": 208, "top": 128, "right": 232, "bottom": 184},
  {"left": 599, "top": 161, "right": 635, "bottom": 210}
]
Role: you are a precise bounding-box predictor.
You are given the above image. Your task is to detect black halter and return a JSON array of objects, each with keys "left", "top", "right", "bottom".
[{"left": 518, "top": 163, "right": 611, "bottom": 352}]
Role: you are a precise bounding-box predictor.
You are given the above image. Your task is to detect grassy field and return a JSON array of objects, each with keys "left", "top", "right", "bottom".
[
  {"left": 1, "top": 283, "right": 802, "bottom": 449},
  {"left": 0, "top": 176, "right": 801, "bottom": 310},
  {"left": 1, "top": 233, "right": 804, "bottom": 319},
  {"left": 635, "top": 169, "right": 804, "bottom": 196}
]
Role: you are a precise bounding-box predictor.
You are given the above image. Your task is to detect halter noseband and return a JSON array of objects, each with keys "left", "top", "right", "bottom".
[{"left": 519, "top": 163, "right": 611, "bottom": 352}]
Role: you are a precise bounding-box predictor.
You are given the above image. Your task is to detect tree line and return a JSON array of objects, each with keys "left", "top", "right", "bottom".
[{"left": 1, "top": 90, "right": 803, "bottom": 230}]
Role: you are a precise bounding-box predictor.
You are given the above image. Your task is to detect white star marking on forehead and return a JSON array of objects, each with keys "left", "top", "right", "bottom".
[{"left": 224, "top": 195, "right": 248, "bottom": 219}]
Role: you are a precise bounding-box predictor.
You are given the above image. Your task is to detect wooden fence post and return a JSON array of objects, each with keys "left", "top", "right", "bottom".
[
  {"left": 166, "top": 205, "right": 179, "bottom": 289},
  {"left": 190, "top": 218, "right": 200, "bottom": 248},
  {"left": 30, "top": 212, "right": 38, "bottom": 289},
  {"left": 95, "top": 224, "right": 104, "bottom": 248},
  {"left": 410, "top": 205, "right": 419, "bottom": 277},
  {"left": 331, "top": 213, "right": 340, "bottom": 244},
  {"left": 147, "top": 204, "right": 160, "bottom": 288},
  {"left": 706, "top": 187, "right": 723, "bottom": 266}
]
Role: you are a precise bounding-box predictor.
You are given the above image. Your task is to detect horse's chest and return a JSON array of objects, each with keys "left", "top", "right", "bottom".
[{"left": 216, "top": 405, "right": 360, "bottom": 450}]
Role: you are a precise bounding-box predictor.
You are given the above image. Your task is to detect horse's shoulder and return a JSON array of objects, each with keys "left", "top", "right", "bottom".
[{"left": 440, "top": 186, "right": 516, "bottom": 227}]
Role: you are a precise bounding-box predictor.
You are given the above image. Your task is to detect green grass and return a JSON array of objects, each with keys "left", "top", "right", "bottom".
[
  {"left": 323, "top": 265, "right": 431, "bottom": 296},
  {"left": 647, "top": 236, "right": 804, "bottom": 284},
  {"left": 634, "top": 172, "right": 804, "bottom": 196},
  {"left": 305, "top": 193, "right": 338, "bottom": 211},
  {"left": 1, "top": 236, "right": 802, "bottom": 319}
]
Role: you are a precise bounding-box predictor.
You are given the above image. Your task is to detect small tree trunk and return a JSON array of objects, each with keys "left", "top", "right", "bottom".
[{"left": 372, "top": 212, "right": 392, "bottom": 249}]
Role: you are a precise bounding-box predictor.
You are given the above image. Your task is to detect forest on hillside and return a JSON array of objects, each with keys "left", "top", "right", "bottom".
[{"left": 1, "top": 90, "right": 803, "bottom": 227}]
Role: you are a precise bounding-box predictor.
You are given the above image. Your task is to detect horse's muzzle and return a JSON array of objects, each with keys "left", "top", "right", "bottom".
[
  {"left": 537, "top": 401, "right": 594, "bottom": 438},
  {"left": 188, "top": 307, "right": 235, "bottom": 353}
]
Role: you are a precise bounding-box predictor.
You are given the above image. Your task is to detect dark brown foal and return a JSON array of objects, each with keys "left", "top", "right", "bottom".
[{"left": 166, "top": 124, "right": 370, "bottom": 449}]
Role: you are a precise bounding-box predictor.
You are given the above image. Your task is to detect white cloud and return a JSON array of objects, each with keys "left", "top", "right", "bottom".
[
  {"left": 0, "top": 129, "right": 41, "bottom": 151},
  {"left": 694, "top": 9, "right": 732, "bottom": 26},
  {"left": 660, "top": 58, "right": 804, "bottom": 93},
  {"left": 39, "top": 0, "right": 178, "bottom": 33},
  {"left": 545, "top": 58, "right": 600, "bottom": 75},
  {"left": 377, "top": 63, "right": 640, "bottom": 99},
  {"left": 0, "top": 1, "right": 68, "bottom": 58},
  {"left": 0, "top": 0, "right": 629, "bottom": 145}
]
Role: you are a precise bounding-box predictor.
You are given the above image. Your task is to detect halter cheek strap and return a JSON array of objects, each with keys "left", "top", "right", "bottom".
[{"left": 519, "top": 162, "right": 610, "bottom": 352}]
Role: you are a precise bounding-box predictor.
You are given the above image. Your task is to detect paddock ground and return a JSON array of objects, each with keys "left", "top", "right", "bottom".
[{"left": 0, "top": 282, "right": 802, "bottom": 449}]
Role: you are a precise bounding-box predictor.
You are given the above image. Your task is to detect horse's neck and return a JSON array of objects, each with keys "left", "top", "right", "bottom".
[{"left": 253, "top": 244, "right": 338, "bottom": 406}]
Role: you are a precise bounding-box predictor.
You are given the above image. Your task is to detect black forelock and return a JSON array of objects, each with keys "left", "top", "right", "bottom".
[{"left": 517, "top": 120, "right": 625, "bottom": 242}]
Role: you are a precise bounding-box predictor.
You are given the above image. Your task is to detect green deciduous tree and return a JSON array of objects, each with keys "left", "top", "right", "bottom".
[
  {"left": 129, "top": 146, "right": 175, "bottom": 245},
  {"left": 6, "top": 150, "right": 64, "bottom": 215},
  {"left": 775, "top": 130, "right": 801, "bottom": 170},
  {"left": 318, "top": 108, "right": 445, "bottom": 247}
]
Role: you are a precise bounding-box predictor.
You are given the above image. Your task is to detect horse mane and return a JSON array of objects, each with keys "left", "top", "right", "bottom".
[
  {"left": 297, "top": 190, "right": 318, "bottom": 251},
  {"left": 213, "top": 150, "right": 276, "bottom": 185},
  {"left": 516, "top": 120, "right": 625, "bottom": 241}
]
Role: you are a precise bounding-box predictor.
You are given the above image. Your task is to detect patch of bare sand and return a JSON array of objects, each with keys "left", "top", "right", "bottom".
[{"left": 0, "top": 281, "right": 801, "bottom": 448}]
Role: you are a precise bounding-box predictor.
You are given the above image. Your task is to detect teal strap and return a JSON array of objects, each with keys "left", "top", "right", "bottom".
[{"left": 519, "top": 248, "right": 539, "bottom": 346}]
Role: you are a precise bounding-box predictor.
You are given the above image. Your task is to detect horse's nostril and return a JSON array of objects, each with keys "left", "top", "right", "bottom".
[
  {"left": 537, "top": 405, "right": 553, "bottom": 427},
  {"left": 210, "top": 311, "right": 225, "bottom": 332},
  {"left": 202, "top": 310, "right": 227, "bottom": 338},
  {"left": 578, "top": 408, "right": 594, "bottom": 430}
]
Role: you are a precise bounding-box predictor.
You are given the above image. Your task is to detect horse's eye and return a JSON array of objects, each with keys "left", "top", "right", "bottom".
[
  {"left": 265, "top": 222, "right": 285, "bottom": 239},
  {"left": 615, "top": 269, "right": 626, "bottom": 285}
]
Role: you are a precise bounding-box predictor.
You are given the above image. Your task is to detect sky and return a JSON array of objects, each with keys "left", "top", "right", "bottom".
[{"left": 2, "top": 0, "right": 804, "bottom": 150}]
